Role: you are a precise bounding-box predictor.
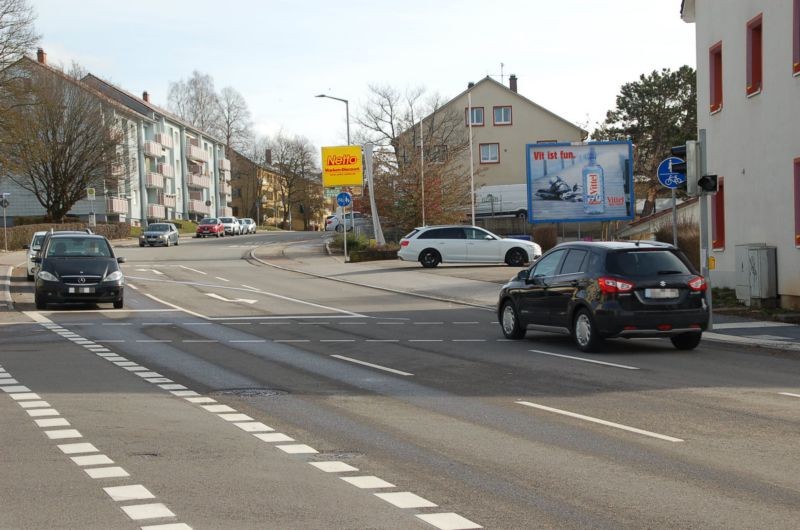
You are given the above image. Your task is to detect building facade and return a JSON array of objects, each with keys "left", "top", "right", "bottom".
[
  {"left": 228, "top": 148, "right": 281, "bottom": 225},
  {"left": 682, "top": 0, "right": 800, "bottom": 308}
]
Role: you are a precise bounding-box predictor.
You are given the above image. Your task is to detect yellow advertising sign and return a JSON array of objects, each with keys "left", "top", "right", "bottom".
[{"left": 321, "top": 145, "right": 363, "bottom": 187}]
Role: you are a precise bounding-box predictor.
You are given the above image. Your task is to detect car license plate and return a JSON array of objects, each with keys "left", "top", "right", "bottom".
[
  {"left": 645, "top": 288, "right": 679, "bottom": 299},
  {"left": 69, "top": 287, "right": 95, "bottom": 294}
]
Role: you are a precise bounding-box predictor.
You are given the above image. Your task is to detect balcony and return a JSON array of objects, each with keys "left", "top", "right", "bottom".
[
  {"left": 186, "top": 144, "right": 208, "bottom": 162},
  {"left": 189, "top": 199, "right": 209, "bottom": 215},
  {"left": 187, "top": 173, "right": 211, "bottom": 189},
  {"left": 155, "top": 132, "right": 174, "bottom": 149},
  {"left": 106, "top": 197, "right": 128, "bottom": 214},
  {"left": 147, "top": 203, "right": 165, "bottom": 219},
  {"left": 110, "top": 163, "right": 125, "bottom": 177},
  {"left": 220, "top": 169, "right": 231, "bottom": 182},
  {"left": 220, "top": 207, "right": 233, "bottom": 217},
  {"left": 163, "top": 194, "right": 177, "bottom": 209},
  {"left": 219, "top": 158, "right": 231, "bottom": 171},
  {"left": 144, "top": 141, "right": 162, "bottom": 158},
  {"left": 145, "top": 172, "right": 164, "bottom": 189},
  {"left": 157, "top": 163, "right": 175, "bottom": 178},
  {"left": 219, "top": 182, "right": 232, "bottom": 196}
]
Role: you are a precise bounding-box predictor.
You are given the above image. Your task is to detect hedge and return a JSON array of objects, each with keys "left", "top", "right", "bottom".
[{"left": 0, "top": 222, "right": 131, "bottom": 251}]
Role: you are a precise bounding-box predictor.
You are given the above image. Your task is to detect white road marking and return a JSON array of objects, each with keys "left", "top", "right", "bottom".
[
  {"left": 102, "top": 323, "right": 131, "bottom": 326},
  {"left": 27, "top": 408, "right": 59, "bottom": 417},
  {"left": 140, "top": 524, "right": 192, "bottom": 530},
  {"left": 276, "top": 444, "right": 318, "bottom": 454},
  {"left": 453, "top": 322, "right": 480, "bottom": 325},
  {"left": 241, "top": 284, "right": 258, "bottom": 290},
  {"left": 218, "top": 413, "right": 253, "bottom": 422},
  {"left": 142, "top": 323, "right": 172, "bottom": 326},
  {"left": 310, "top": 461, "right": 358, "bottom": 473},
  {"left": 274, "top": 339, "right": 310, "bottom": 343},
  {"left": 452, "top": 339, "right": 486, "bottom": 342},
  {"left": 331, "top": 355, "right": 413, "bottom": 376},
  {"left": 180, "top": 265, "right": 206, "bottom": 275},
  {"left": 201, "top": 404, "right": 236, "bottom": 413},
  {"left": 185, "top": 397, "right": 216, "bottom": 404},
  {"left": 45, "top": 429, "right": 82, "bottom": 440},
  {"left": 215, "top": 276, "right": 230, "bottom": 282},
  {"left": 779, "top": 392, "right": 800, "bottom": 398},
  {"left": 127, "top": 283, "right": 139, "bottom": 291},
  {"left": 416, "top": 512, "right": 483, "bottom": 529},
  {"left": 183, "top": 340, "right": 218, "bottom": 343},
  {"left": 184, "top": 322, "right": 212, "bottom": 326},
  {"left": 2, "top": 385, "right": 31, "bottom": 393},
  {"left": 18, "top": 401, "right": 51, "bottom": 409},
  {"left": 147, "top": 378, "right": 174, "bottom": 384},
  {"left": 120, "top": 503, "right": 175, "bottom": 521},
  {"left": 71, "top": 454, "right": 114, "bottom": 467},
  {"left": 10, "top": 393, "right": 41, "bottom": 400},
  {"left": 516, "top": 401, "right": 683, "bottom": 442},
  {"left": 171, "top": 391, "right": 199, "bottom": 397},
  {"left": 376, "top": 322, "right": 404, "bottom": 325},
  {"left": 340, "top": 322, "right": 366, "bottom": 325},
  {"left": 224, "top": 322, "right": 252, "bottom": 326},
  {"left": 205, "top": 292, "right": 258, "bottom": 304},
  {"left": 713, "top": 321, "right": 794, "bottom": 329},
  {"left": 85, "top": 466, "right": 129, "bottom": 479},
  {"left": 58, "top": 443, "right": 98, "bottom": 455},
  {"left": 529, "top": 350, "right": 640, "bottom": 370},
  {"left": 254, "top": 433, "right": 294, "bottom": 443},
  {"left": 414, "top": 322, "right": 444, "bottom": 325},
  {"left": 234, "top": 422, "right": 274, "bottom": 433},
  {"left": 365, "top": 339, "right": 400, "bottom": 343},
  {"left": 375, "top": 491, "right": 437, "bottom": 508},
  {"left": 104, "top": 484, "right": 155, "bottom": 502},
  {"left": 230, "top": 340, "right": 266, "bottom": 343},
  {"left": 137, "top": 340, "right": 172, "bottom": 343},
  {"left": 136, "top": 372, "right": 163, "bottom": 378},
  {"left": 409, "top": 339, "right": 443, "bottom": 343},
  {"left": 340, "top": 476, "right": 395, "bottom": 489},
  {"left": 0, "top": 378, "right": 18, "bottom": 384},
  {"left": 159, "top": 384, "right": 187, "bottom": 391},
  {"left": 320, "top": 339, "right": 356, "bottom": 343},
  {"left": 35, "top": 418, "right": 70, "bottom": 428}
]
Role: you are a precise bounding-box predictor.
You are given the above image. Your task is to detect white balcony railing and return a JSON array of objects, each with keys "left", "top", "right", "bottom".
[
  {"left": 163, "top": 194, "right": 177, "bottom": 209},
  {"left": 189, "top": 199, "right": 209, "bottom": 215},
  {"left": 106, "top": 197, "right": 128, "bottom": 214},
  {"left": 147, "top": 203, "right": 166, "bottom": 219},
  {"left": 187, "top": 173, "right": 210, "bottom": 189},
  {"left": 219, "top": 158, "right": 231, "bottom": 171},
  {"left": 155, "top": 132, "right": 174, "bottom": 149},
  {"left": 144, "top": 141, "right": 162, "bottom": 158},
  {"left": 186, "top": 144, "right": 208, "bottom": 162},
  {"left": 220, "top": 207, "right": 232, "bottom": 217},
  {"left": 157, "top": 163, "right": 174, "bottom": 178},
  {"left": 145, "top": 172, "right": 164, "bottom": 189},
  {"left": 219, "top": 182, "right": 232, "bottom": 196}
]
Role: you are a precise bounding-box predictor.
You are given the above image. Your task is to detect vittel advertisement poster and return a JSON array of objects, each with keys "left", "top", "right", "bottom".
[{"left": 525, "top": 141, "right": 634, "bottom": 224}]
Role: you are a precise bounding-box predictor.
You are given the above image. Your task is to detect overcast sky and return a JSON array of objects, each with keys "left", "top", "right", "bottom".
[{"left": 31, "top": 0, "right": 696, "bottom": 153}]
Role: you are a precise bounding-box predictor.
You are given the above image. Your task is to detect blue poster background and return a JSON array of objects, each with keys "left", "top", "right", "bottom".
[{"left": 525, "top": 141, "right": 634, "bottom": 224}]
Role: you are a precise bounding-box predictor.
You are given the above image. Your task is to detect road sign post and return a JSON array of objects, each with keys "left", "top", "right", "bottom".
[
  {"left": 336, "top": 192, "right": 352, "bottom": 262},
  {"left": 87, "top": 188, "right": 96, "bottom": 228},
  {"left": 657, "top": 157, "right": 687, "bottom": 247}
]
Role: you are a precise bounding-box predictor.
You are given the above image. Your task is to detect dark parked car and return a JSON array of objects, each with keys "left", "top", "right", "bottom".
[
  {"left": 139, "top": 222, "right": 179, "bottom": 247},
  {"left": 195, "top": 218, "right": 225, "bottom": 238},
  {"left": 33, "top": 233, "right": 125, "bottom": 310},
  {"left": 497, "top": 241, "right": 709, "bottom": 352}
]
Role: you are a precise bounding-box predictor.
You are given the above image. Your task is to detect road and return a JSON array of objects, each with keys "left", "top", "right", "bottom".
[{"left": 2, "top": 231, "right": 800, "bottom": 529}]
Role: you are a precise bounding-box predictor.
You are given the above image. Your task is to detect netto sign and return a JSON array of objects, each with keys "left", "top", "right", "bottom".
[{"left": 321, "top": 145, "right": 363, "bottom": 187}]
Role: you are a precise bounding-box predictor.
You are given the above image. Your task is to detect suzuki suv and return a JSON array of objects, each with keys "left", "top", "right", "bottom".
[{"left": 497, "top": 241, "right": 709, "bottom": 351}]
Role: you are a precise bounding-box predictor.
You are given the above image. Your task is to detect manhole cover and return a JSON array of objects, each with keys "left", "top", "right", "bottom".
[{"left": 211, "top": 388, "right": 287, "bottom": 398}]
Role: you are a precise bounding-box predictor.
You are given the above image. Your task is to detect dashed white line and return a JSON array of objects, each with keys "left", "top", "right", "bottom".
[
  {"left": 376, "top": 491, "right": 437, "bottom": 508},
  {"left": 45, "top": 429, "right": 82, "bottom": 440},
  {"left": 215, "top": 277, "right": 230, "bottom": 282},
  {"left": 416, "top": 512, "right": 483, "bottom": 529},
  {"left": 180, "top": 265, "right": 206, "bottom": 275},
  {"left": 276, "top": 444, "right": 318, "bottom": 454},
  {"left": 120, "top": 503, "right": 175, "bottom": 521},
  {"left": 529, "top": 350, "right": 640, "bottom": 370},
  {"left": 340, "top": 476, "right": 395, "bottom": 489},
  {"left": 779, "top": 392, "right": 800, "bottom": 398},
  {"left": 331, "top": 355, "right": 414, "bottom": 376},
  {"left": 71, "top": 454, "right": 114, "bottom": 466},
  {"left": 311, "top": 461, "right": 358, "bottom": 473},
  {"left": 85, "top": 466, "right": 129, "bottom": 479},
  {"left": 254, "top": 433, "right": 294, "bottom": 443}
]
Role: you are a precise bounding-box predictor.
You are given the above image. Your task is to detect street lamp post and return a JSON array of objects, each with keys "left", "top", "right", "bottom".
[{"left": 315, "top": 94, "right": 350, "bottom": 145}]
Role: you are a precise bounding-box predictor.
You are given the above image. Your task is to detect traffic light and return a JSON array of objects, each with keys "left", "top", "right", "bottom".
[
  {"left": 697, "top": 174, "right": 718, "bottom": 193},
  {"left": 671, "top": 140, "right": 700, "bottom": 196}
]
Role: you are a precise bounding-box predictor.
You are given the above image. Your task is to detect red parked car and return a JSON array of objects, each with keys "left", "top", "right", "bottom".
[{"left": 195, "top": 217, "right": 225, "bottom": 238}]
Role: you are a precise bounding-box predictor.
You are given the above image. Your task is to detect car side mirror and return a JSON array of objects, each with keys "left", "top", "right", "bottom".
[
  {"left": 484, "top": 235, "right": 493, "bottom": 240},
  {"left": 117, "top": 257, "right": 127, "bottom": 264},
  {"left": 32, "top": 257, "right": 41, "bottom": 264},
  {"left": 516, "top": 270, "right": 529, "bottom": 281}
]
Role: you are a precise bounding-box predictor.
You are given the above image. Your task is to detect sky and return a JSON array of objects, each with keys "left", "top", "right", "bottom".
[{"left": 30, "top": 0, "right": 696, "bottom": 154}]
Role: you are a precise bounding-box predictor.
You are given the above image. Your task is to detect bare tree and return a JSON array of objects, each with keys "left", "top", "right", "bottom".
[
  {"left": 216, "top": 86, "right": 252, "bottom": 152},
  {"left": 167, "top": 70, "right": 221, "bottom": 134},
  {"left": 266, "top": 132, "right": 319, "bottom": 227},
  {"left": 0, "top": 0, "right": 37, "bottom": 71},
  {"left": 355, "top": 84, "right": 472, "bottom": 231},
  {"left": 0, "top": 64, "right": 121, "bottom": 221}
]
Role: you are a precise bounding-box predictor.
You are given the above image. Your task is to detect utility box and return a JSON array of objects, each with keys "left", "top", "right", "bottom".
[{"left": 735, "top": 244, "right": 778, "bottom": 307}]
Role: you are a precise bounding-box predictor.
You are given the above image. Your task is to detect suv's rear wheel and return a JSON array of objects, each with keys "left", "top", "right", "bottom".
[
  {"left": 500, "top": 300, "right": 526, "bottom": 339},
  {"left": 505, "top": 248, "right": 527, "bottom": 267},
  {"left": 670, "top": 332, "right": 702, "bottom": 350},
  {"left": 572, "top": 308, "right": 603, "bottom": 352},
  {"left": 419, "top": 249, "right": 441, "bottom": 268}
]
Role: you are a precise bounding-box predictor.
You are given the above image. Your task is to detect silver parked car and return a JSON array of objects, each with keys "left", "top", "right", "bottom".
[
  {"left": 219, "top": 216, "right": 241, "bottom": 236},
  {"left": 23, "top": 231, "right": 48, "bottom": 280},
  {"left": 239, "top": 218, "right": 256, "bottom": 234},
  {"left": 139, "top": 223, "right": 180, "bottom": 247}
]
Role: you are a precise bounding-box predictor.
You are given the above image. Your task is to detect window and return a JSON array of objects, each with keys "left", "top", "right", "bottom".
[
  {"left": 479, "top": 143, "right": 500, "bottom": 164},
  {"left": 794, "top": 0, "right": 800, "bottom": 75},
  {"left": 493, "top": 106, "right": 512, "bottom": 125},
  {"left": 559, "top": 249, "right": 588, "bottom": 275},
  {"left": 746, "top": 14, "right": 763, "bottom": 96},
  {"left": 428, "top": 144, "right": 448, "bottom": 164},
  {"left": 709, "top": 42, "right": 723, "bottom": 113},
  {"left": 465, "top": 107, "right": 484, "bottom": 126},
  {"left": 529, "top": 249, "right": 565, "bottom": 279},
  {"left": 712, "top": 177, "right": 725, "bottom": 250},
  {"left": 795, "top": 158, "right": 800, "bottom": 247},
  {"left": 464, "top": 227, "right": 494, "bottom": 240}
]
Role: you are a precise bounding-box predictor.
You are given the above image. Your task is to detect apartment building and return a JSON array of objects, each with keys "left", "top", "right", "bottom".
[
  {"left": 682, "top": 0, "right": 800, "bottom": 308},
  {"left": 227, "top": 148, "right": 281, "bottom": 225}
]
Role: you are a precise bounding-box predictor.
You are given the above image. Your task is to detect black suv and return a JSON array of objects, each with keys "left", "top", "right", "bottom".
[
  {"left": 33, "top": 232, "right": 126, "bottom": 309},
  {"left": 497, "top": 241, "right": 709, "bottom": 351}
]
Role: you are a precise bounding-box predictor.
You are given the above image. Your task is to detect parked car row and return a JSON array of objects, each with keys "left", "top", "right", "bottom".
[
  {"left": 325, "top": 212, "right": 370, "bottom": 232},
  {"left": 196, "top": 216, "right": 256, "bottom": 238}
]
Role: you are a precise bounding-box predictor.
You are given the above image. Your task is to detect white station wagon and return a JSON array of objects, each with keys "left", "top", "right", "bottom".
[{"left": 398, "top": 225, "right": 542, "bottom": 268}]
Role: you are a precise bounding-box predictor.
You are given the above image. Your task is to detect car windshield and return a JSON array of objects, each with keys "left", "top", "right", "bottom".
[
  {"left": 606, "top": 250, "right": 691, "bottom": 277},
  {"left": 47, "top": 237, "right": 111, "bottom": 258},
  {"left": 31, "top": 234, "right": 45, "bottom": 249},
  {"left": 148, "top": 224, "right": 170, "bottom": 232},
  {"left": 200, "top": 218, "right": 218, "bottom": 225},
  {"left": 220, "top": 217, "right": 233, "bottom": 223}
]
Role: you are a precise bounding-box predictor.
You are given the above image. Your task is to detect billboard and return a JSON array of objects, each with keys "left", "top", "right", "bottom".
[
  {"left": 321, "top": 145, "right": 363, "bottom": 187},
  {"left": 526, "top": 141, "right": 634, "bottom": 223}
]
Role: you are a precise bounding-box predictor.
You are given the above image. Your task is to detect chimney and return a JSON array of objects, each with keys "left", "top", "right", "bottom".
[
  {"left": 509, "top": 74, "right": 518, "bottom": 93},
  {"left": 142, "top": 91, "right": 150, "bottom": 102},
  {"left": 467, "top": 82, "right": 475, "bottom": 89},
  {"left": 264, "top": 148, "right": 272, "bottom": 165},
  {"left": 36, "top": 48, "right": 46, "bottom": 65}
]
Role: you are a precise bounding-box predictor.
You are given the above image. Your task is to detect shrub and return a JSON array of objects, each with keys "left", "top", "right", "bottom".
[
  {"left": 1, "top": 222, "right": 131, "bottom": 251},
  {"left": 532, "top": 224, "right": 559, "bottom": 252},
  {"left": 654, "top": 220, "right": 700, "bottom": 270}
]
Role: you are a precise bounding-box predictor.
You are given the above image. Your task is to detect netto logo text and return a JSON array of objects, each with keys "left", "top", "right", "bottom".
[{"left": 327, "top": 154, "right": 357, "bottom": 166}]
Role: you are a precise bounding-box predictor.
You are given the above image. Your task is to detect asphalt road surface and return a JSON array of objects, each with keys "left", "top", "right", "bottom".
[{"left": 2, "top": 231, "right": 799, "bottom": 529}]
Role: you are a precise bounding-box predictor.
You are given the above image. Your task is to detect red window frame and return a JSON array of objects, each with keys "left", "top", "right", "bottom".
[
  {"left": 712, "top": 177, "right": 725, "bottom": 250},
  {"left": 746, "top": 14, "right": 763, "bottom": 96},
  {"left": 794, "top": 0, "right": 800, "bottom": 75},
  {"left": 794, "top": 158, "right": 800, "bottom": 247},
  {"left": 492, "top": 106, "right": 512, "bottom": 126},
  {"left": 709, "top": 42, "right": 723, "bottom": 113},
  {"left": 479, "top": 143, "right": 500, "bottom": 164},
  {"left": 465, "top": 107, "right": 484, "bottom": 127}
]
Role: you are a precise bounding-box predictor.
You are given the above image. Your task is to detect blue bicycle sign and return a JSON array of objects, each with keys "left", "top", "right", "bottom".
[{"left": 657, "top": 157, "right": 686, "bottom": 190}]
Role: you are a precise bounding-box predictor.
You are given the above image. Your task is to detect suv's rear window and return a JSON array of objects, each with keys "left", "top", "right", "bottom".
[{"left": 606, "top": 250, "right": 691, "bottom": 277}]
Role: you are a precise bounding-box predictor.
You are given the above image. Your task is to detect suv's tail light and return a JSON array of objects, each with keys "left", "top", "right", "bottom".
[
  {"left": 400, "top": 240, "right": 409, "bottom": 247},
  {"left": 598, "top": 277, "right": 634, "bottom": 294},
  {"left": 688, "top": 276, "right": 707, "bottom": 292}
]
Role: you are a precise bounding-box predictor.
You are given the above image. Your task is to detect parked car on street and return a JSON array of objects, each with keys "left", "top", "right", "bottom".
[
  {"left": 139, "top": 223, "right": 179, "bottom": 247},
  {"left": 219, "top": 216, "right": 241, "bottom": 236},
  {"left": 33, "top": 232, "right": 125, "bottom": 309},
  {"left": 239, "top": 218, "right": 256, "bottom": 234},
  {"left": 496, "top": 241, "right": 709, "bottom": 352},
  {"left": 23, "top": 231, "right": 48, "bottom": 281},
  {"left": 195, "top": 218, "right": 225, "bottom": 238},
  {"left": 325, "top": 212, "right": 370, "bottom": 232},
  {"left": 398, "top": 225, "right": 542, "bottom": 268}
]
